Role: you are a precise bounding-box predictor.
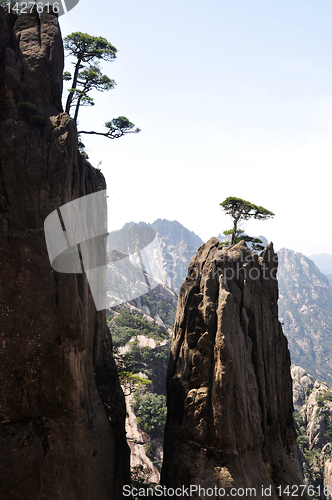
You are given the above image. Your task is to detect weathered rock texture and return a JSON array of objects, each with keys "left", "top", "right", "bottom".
[
  {"left": 161, "top": 238, "right": 307, "bottom": 499},
  {"left": 0, "top": 7, "right": 129, "bottom": 499},
  {"left": 294, "top": 369, "right": 332, "bottom": 498},
  {"left": 291, "top": 365, "right": 314, "bottom": 411}
]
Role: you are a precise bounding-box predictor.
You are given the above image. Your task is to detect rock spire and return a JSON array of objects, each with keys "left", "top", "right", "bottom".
[{"left": 161, "top": 238, "right": 307, "bottom": 499}]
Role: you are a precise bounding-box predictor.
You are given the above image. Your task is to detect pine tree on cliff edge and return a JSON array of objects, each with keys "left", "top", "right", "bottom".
[
  {"left": 220, "top": 196, "right": 274, "bottom": 251},
  {"left": 63, "top": 32, "right": 140, "bottom": 156}
]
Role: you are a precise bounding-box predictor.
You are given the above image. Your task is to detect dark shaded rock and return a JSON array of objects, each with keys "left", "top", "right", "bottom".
[
  {"left": 0, "top": 7, "right": 63, "bottom": 117},
  {"left": 161, "top": 238, "right": 307, "bottom": 499},
  {"left": 0, "top": 7, "right": 129, "bottom": 499}
]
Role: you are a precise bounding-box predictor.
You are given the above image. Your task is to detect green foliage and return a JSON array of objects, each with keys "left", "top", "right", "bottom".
[
  {"left": 78, "top": 117, "right": 140, "bottom": 140},
  {"left": 108, "top": 308, "right": 170, "bottom": 395},
  {"left": 63, "top": 71, "right": 72, "bottom": 81},
  {"left": 79, "top": 64, "right": 116, "bottom": 92},
  {"left": 17, "top": 102, "right": 38, "bottom": 114},
  {"left": 220, "top": 196, "right": 274, "bottom": 248},
  {"left": 297, "top": 433, "right": 309, "bottom": 449},
  {"left": 64, "top": 32, "right": 117, "bottom": 121},
  {"left": 130, "top": 464, "right": 156, "bottom": 490},
  {"left": 107, "top": 322, "right": 154, "bottom": 395},
  {"left": 317, "top": 391, "right": 332, "bottom": 407},
  {"left": 295, "top": 406, "right": 330, "bottom": 492},
  {"left": 103, "top": 116, "right": 140, "bottom": 138},
  {"left": 17, "top": 102, "right": 47, "bottom": 127},
  {"left": 113, "top": 309, "right": 168, "bottom": 341},
  {"left": 69, "top": 63, "right": 116, "bottom": 122},
  {"left": 29, "top": 114, "right": 47, "bottom": 126},
  {"left": 107, "top": 303, "right": 171, "bottom": 482},
  {"left": 220, "top": 231, "right": 265, "bottom": 251},
  {"left": 108, "top": 316, "right": 136, "bottom": 348},
  {"left": 119, "top": 339, "right": 170, "bottom": 380},
  {"left": 145, "top": 438, "right": 154, "bottom": 459},
  {"left": 140, "top": 294, "right": 176, "bottom": 330},
  {"left": 78, "top": 139, "right": 89, "bottom": 159},
  {"left": 131, "top": 391, "right": 167, "bottom": 437},
  {"left": 220, "top": 196, "right": 275, "bottom": 221},
  {"left": 324, "top": 422, "right": 332, "bottom": 442},
  {"left": 64, "top": 32, "right": 117, "bottom": 64},
  {"left": 143, "top": 438, "right": 162, "bottom": 472},
  {"left": 106, "top": 116, "right": 133, "bottom": 130},
  {"left": 118, "top": 371, "right": 151, "bottom": 396},
  {"left": 219, "top": 241, "right": 231, "bottom": 248},
  {"left": 63, "top": 31, "right": 139, "bottom": 142},
  {"left": 141, "top": 344, "right": 170, "bottom": 364},
  {"left": 242, "top": 235, "right": 265, "bottom": 252},
  {"left": 303, "top": 448, "right": 321, "bottom": 466},
  {"left": 293, "top": 410, "right": 302, "bottom": 426},
  {"left": 294, "top": 410, "right": 310, "bottom": 454},
  {"left": 107, "top": 312, "right": 135, "bottom": 345}
]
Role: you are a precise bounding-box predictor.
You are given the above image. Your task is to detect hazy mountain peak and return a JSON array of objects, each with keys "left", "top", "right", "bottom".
[
  {"left": 308, "top": 252, "right": 332, "bottom": 276},
  {"left": 278, "top": 248, "right": 332, "bottom": 384}
]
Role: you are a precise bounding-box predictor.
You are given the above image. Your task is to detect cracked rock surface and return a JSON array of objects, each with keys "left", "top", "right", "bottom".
[
  {"left": 0, "top": 7, "right": 129, "bottom": 499},
  {"left": 161, "top": 238, "right": 307, "bottom": 499}
]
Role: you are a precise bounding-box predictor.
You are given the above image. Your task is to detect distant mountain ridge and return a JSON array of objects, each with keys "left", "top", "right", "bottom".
[
  {"left": 308, "top": 253, "right": 332, "bottom": 287},
  {"left": 308, "top": 253, "right": 332, "bottom": 276},
  {"left": 113, "top": 219, "right": 204, "bottom": 292},
  {"left": 109, "top": 219, "right": 332, "bottom": 385},
  {"left": 148, "top": 219, "right": 203, "bottom": 292},
  {"left": 278, "top": 248, "right": 332, "bottom": 384}
]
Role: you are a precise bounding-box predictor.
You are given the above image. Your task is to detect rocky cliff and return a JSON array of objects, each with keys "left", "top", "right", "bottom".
[
  {"left": 161, "top": 238, "right": 307, "bottom": 499},
  {"left": 292, "top": 365, "right": 315, "bottom": 410},
  {"left": 0, "top": 7, "right": 129, "bottom": 499},
  {"left": 292, "top": 366, "right": 332, "bottom": 499},
  {"left": 109, "top": 220, "right": 332, "bottom": 385}
]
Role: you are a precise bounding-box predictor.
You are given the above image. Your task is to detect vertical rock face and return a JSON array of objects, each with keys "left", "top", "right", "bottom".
[
  {"left": 162, "top": 238, "right": 307, "bottom": 499},
  {"left": 0, "top": 8, "right": 129, "bottom": 500}
]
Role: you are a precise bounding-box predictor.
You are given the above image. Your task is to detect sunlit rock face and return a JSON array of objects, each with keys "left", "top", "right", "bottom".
[
  {"left": 0, "top": 7, "right": 129, "bottom": 499},
  {"left": 161, "top": 238, "right": 307, "bottom": 499},
  {"left": 293, "top": 366, "right": 332, "bottom": 497}
]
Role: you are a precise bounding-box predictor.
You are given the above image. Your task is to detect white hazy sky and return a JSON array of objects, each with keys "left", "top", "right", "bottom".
[{"left": 58, "top": 0, "right": 332, "bottom": 256}]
